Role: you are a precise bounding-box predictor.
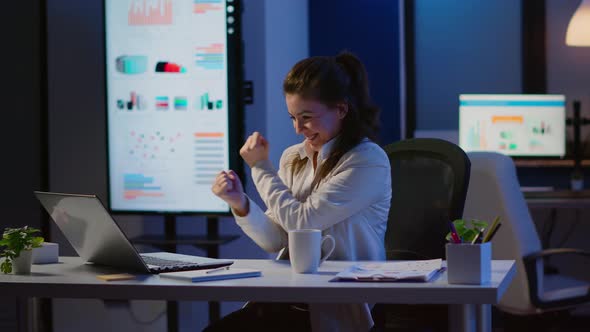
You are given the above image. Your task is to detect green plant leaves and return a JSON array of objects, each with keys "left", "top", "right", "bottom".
[
  {"left": 1, "top": 260, "right": 12, "bottom": 274},
  {"left": 446, "top": 218, "right": 490, "bottom": 243},
  {"left": 0, "top": 226, "right": 44, "bottom": 274}
]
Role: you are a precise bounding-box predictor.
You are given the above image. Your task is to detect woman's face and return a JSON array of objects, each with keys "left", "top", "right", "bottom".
[{"left": 285, "top": 93, "right": 347, "bottom": 152}]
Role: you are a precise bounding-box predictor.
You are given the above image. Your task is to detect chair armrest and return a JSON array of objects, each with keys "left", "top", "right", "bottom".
[
  {"left": 522, "top": 248, "right": 590, "bottom": 310},
  {"left": 523, "top": 248, "right": 590, "bottom": 262}
]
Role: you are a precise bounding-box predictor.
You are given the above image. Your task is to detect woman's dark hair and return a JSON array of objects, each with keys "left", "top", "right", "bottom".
[{"left": 282, "top": 51, "right": 380, "bottom": 189}]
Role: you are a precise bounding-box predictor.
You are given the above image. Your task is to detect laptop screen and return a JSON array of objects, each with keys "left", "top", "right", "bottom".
[
  {"left": 458, "top": 94, "right": 566, "bottom": 157},
  {"left": 34, "top": 191, "right": 149, "bottom": 272}
]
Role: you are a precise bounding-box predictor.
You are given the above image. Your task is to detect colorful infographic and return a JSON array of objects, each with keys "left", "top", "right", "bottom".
[
  {"left": 105, "top": 0, "right": 232, "bottom": 212},
  {"left": 459, "top": 94, "right": 566, "bottom": 157}
]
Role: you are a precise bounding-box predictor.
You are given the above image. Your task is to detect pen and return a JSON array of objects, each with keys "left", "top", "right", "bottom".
[
  {"left": 448, "top": 221, "right": 461, "bottom": 244},
  {"left": 471, "top": 230, "right": 483, "bottom": 244},
  {"left": 482, "top": 216, "right": 501, "bottom": 243},
  {"left": 205, "top": 266, "right": 230, "bottom": 274},
  {"left": 483, "top": 223, "right": 502, "bottom": 243}
]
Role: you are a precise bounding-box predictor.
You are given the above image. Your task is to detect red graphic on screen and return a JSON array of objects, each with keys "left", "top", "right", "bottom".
[
  {"left": 155, "top": 61, "right": 186, "bottom": 73},
  {"left": 128, "top": 0, "right": 173, "bottom": 26}
]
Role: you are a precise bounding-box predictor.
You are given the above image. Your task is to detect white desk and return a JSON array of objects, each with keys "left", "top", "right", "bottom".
[
  {"left": 524, "top": 190, "right": 590, "bottom": 209},
  {"left": 0, "top": 257, "right": 516, "bottom": 332}
]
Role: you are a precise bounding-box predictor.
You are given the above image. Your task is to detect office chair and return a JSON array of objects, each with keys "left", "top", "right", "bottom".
[
  {"left": 382, "top": 138, "right": 471, "bottom": 260},
  {"left": 372, "top": 138, "right": 471, "bottom": 332},
  {"left": 463, "top": 152, "right": 590, "bottom": 330}
]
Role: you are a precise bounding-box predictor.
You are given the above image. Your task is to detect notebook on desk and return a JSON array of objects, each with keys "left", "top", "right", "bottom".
[
  {"left": 160, "top": 267, "right": 261, "bottom": 283},
  {"left": 34, "top": 191, "right": 233, "bottom": 274},
  {"left": 331, "top": 259, "right": 445, "bottom": 282}
]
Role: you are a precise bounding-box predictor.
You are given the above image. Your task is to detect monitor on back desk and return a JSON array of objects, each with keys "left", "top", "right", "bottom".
[{"left": 459, "top": 94, "right": 566, "bottom": 158}]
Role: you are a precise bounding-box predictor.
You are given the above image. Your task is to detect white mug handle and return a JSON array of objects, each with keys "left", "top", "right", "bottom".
[{"left": 319, "top": 235, "right": 336, "bottom": 265}]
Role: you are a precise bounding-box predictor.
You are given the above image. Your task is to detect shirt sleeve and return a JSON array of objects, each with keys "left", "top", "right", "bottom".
[
  {"left": 231, "top": 150, "right": 297, "bottom": 253},
  {"left": 251, "top": 144, "right": 391, "bottom": 231},
  {"left": 232, "top": 196, "right": 287, "bottom": 253}
]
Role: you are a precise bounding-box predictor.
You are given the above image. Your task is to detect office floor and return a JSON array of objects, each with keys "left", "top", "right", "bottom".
[
  {"left": 377, "top": 307, "right": 590, "bottom": 332},
  {"left": 492, "top": 307, "right": 590, "bottom": 332}
]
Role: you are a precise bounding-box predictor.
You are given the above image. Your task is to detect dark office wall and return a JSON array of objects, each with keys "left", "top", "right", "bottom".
[
  {"left": 1, "top": 0, "right": 44, "bottom": 229},
  {"left": 414, "top": 0, "right": 522, "bottom": 131},
  {"left": 309, "top": 0, "right": 402, "bottom": 145},
  {"left": 46, "top": 0, "right": 109, "bottom": 258},
  {"left": 0, "top": 1, "right": 45, "bottom": 330}
]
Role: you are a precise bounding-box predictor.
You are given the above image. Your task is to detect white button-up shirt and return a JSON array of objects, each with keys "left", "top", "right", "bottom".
[{"left": 233, "top": 138, "right": 391, "bottom": 331}]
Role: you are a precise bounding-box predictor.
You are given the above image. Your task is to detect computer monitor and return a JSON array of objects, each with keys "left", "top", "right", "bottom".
[{"left": 459, "top": 94, "right": 566, "bottom": 157}]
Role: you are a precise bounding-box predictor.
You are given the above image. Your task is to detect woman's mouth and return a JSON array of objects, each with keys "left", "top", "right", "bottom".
[{"left": 306, "top": 134, "right": 318, "bottom": 142}]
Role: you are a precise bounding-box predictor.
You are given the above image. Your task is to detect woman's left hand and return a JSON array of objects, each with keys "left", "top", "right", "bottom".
[{"left": 240, "top": 131, "right": 269, "bottom": 167}]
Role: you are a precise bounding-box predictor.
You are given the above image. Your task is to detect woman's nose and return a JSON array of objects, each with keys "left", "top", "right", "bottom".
[{"left": 294, "top": 120, "right": 303, "bottom": 134}]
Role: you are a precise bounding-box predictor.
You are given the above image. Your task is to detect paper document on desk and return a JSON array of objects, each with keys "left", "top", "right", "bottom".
[{"left": 332, "top": 259, "right": 444, "bottom": 282}]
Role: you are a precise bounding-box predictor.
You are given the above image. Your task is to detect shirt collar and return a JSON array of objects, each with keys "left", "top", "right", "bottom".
[
  {"left": 296, "top": 136, "right": 339, "bottom": 162},
  {"left": 318, "top": 137, "right": 338, "bottom": 162}
]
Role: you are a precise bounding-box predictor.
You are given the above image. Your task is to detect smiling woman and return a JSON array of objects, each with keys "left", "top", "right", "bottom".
[
  {"left": 286, "top": 95, "right": 345, "bottom": 154},
  {"left": 283, "top": 52, "right": 382, "bottom": 190},
  {"left": 208, "top": 52, "right": 392, "bottom": 332}
]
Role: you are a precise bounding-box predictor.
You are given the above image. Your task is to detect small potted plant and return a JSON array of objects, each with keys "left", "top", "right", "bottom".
[
  {"left": 445, "top": 217, "right": 500, "bottom": 284},
  {"left": 570, "top": 167, "right": 584, "bottom": 191},
  {"left": 446, "top": 218, "right": 489, "bottom": 244},
  {"left": 0, "top": 226, "right": 44, "bottom": 274}
]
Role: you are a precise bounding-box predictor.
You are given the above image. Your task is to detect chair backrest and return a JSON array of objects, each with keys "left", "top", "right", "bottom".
[
  {"left": 383, "top": 138, "right": 471, "bottom": 260},
  {"left": 463, "top": 152, "right": 544, "bottom": 315}
]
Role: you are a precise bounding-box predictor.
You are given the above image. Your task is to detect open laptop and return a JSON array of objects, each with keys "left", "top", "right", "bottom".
[{"left": 34, "top": 191, "right": 233, "bottom": 274}]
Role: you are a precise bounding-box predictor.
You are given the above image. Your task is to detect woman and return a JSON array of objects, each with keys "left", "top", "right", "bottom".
[{"left": 209, "top": 51, "right": 391, "bottom": 332}]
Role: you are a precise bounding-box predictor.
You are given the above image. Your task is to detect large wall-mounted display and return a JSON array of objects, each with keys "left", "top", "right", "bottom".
[{"left": 105, "top": 0, "right": 242, "bottom": 213}]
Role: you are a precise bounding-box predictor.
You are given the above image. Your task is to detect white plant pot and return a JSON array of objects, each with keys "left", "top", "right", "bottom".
[
  {"left": 12, "top": 250, "right": 33, "bottom": 274},
  {"left": 446, "top": 242, "right": 492, "bottom": 285}
]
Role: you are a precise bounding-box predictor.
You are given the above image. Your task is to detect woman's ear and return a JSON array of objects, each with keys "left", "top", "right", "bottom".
[{"left": 336, "top": 102, "right": 348, "bottom": 119}]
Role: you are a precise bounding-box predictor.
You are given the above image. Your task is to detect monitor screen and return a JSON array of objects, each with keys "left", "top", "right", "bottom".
[
  {"left": 104, "top": 0, "right": 242, "bottom": 214},
  {"left": 459, "top": 94, "right": 566, "bottom": 157}
]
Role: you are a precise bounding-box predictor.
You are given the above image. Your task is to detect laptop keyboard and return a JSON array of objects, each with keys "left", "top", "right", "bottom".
[
  {"left": 141, "top": 255, "right": 202, "bottom": 272},
  {"left": 139, "top": 252, "right": 233, "bottom": 273}
]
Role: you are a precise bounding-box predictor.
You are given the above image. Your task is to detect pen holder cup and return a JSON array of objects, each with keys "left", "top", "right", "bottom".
[{"left": 445, "top": 242, "right": 491, "bottom": 285}]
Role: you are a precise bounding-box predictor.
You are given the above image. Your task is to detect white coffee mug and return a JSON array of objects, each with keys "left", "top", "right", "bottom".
[{"left": 288, "top": 229, "right": 336, "bottom": 274}]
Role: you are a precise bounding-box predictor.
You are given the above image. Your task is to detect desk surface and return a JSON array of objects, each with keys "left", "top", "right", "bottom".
[
  {"left": 524, "top": 190, "right": 590, "bottom": 208},
  {"left": 0, "top": 257, "right": 515, "bottom": 305},
  {"left": 515, "top": 159, "right": 590, "bottom": 167}
]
